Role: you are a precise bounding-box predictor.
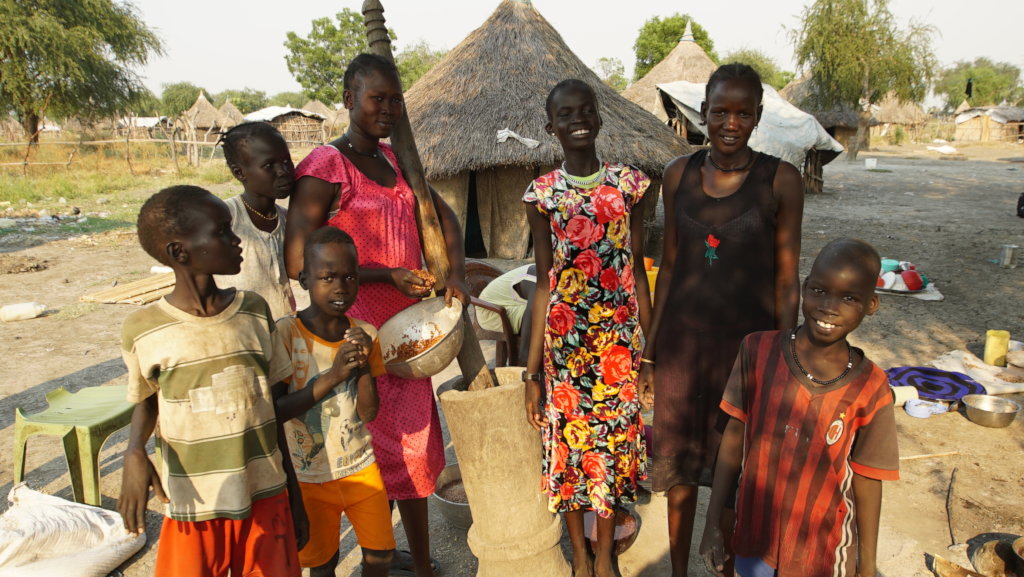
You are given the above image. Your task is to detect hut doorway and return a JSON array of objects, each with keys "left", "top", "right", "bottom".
[{"left": 465, "top": 172, "right": 487, "bottom": 258}]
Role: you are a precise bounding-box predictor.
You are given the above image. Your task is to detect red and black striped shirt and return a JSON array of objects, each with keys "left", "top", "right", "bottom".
[{"left": 721, "top": 331, "right": 899, "bottom": 577}]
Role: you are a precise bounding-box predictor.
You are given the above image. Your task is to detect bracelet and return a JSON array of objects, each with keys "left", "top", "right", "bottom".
[{"left": 639, "top": 357, "right": 655, "bottom": 366}]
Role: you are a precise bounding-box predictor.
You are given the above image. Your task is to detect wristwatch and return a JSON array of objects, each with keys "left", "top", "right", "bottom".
[{"left": 522, "top": 371, "right": 542, "bottom": 383}]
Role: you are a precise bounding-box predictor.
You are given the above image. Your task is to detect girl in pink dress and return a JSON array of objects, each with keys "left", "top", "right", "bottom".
[{"left": 285, "top": 54, "right": 467, "bottom": 577}]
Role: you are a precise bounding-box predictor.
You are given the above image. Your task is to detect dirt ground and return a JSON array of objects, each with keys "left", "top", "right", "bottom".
[{"left": 1, "top": 141, "right": 1022, "bottom": 576}]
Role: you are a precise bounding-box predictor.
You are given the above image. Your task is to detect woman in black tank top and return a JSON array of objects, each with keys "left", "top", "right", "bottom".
[{"left": 638, "top": 64, "right": 805, "bottom": 577}]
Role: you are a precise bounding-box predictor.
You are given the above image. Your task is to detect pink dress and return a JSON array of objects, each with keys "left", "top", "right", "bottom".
[{"left": 295, "top": 143, "right": 445, "bottom": 500}]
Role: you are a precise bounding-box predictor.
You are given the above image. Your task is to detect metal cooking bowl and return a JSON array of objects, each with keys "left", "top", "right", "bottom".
[
  {"left": 379, "top": 297, "right": 463, "bottom": 379},
  {"left": 961, "top": 394, "right": 1020, "bottom": 428},
  {"left": 432, "top": 462, "right": 472, "bottom": 529}
]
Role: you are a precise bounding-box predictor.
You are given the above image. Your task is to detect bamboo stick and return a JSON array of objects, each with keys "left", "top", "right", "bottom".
[{"left": 361, "top": 0, "right": 494, "bottom": 391}]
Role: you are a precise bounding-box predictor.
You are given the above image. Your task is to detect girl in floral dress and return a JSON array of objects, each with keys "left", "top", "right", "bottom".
[{"left": 523, "top": 79, "right": 652, "bottom": 577}]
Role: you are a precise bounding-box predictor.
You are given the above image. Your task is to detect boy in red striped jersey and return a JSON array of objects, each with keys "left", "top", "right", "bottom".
[{"left": 700, "top": 238, "right": 898, "bottom": 577}]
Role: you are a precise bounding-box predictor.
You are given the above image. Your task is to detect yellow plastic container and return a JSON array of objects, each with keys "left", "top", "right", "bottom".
[
  {"left": 645, "top": 267, "right": 659, "bottom": 303},
  {"left": 984, "top": 330, "right": 1011, "bottom": 366}
]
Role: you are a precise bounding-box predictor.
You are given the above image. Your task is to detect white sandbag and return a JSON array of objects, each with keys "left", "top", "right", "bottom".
[{"left": 0, "top": 484, "right": 145, "bottom": 577}]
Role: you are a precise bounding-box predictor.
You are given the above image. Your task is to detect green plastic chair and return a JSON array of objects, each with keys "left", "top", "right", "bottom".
[{"left": 13, "top": 385, "right": 134, "bottom": 506}]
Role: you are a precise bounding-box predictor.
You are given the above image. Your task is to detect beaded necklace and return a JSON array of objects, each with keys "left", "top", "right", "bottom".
[
  {"left": 560, "top": 161, "right": 605, "bottom": 189},
  {"left": 240, "top": 195, "right": 278, "bottom": 221},
  {"left": 789, "top": 326, "right": 854, "bottom": 386}
]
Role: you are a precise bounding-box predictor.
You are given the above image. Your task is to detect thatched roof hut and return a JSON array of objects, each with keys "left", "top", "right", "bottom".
[
  {"left": 405, "top": 0, "right": 691, "bottom": 259},
  {"left": 244, "top": 106, "right": 326, "bottom": 148},
  {"left": 870, "top": 92, "right": 928, "bottom": 142},
  {"left": 218, "top": 101, "right": 245, "bottom": 129},
  {"left": 180, "top": 92, "right": 222, "bottom": 143},
  {"left": 623, "top": 22, "right": 718, "bottom": 125}
]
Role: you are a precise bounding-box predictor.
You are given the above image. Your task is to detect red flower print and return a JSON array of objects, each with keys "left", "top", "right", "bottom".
[
  {"left": 564, "top": 466, "right": 581, "bottom": 485},
  {"left": 549, "top": 302, "right": 576, "bottom": 336},
  {"left": 704, "top": 233, "right": 720, "bottom": 266},
  {"left": 620, "top": 265, "right": 635, "bottom": 293},
  {"left": 551, "top": 381, "right": 581, "bottom": 413},
  {"left": 600, "top": 345, "right": 633, "bottom": 384},
  {"left": 707, "top": 233, "right": 720, "bottom": 248},
  {"left": 573, "top": 249, "right": 601, "bottom": 279},
  {"left": 613, "top": 305, "right": 629, "bottom": 325},
  {"left": 582, "top": 451, "right": 608, "bottom": 480},
  {"left": 565, "top": 215, "right": 604, "bottom": 249},
  {"left": 551, "top": 442, "right": 569, "bottom": 475},
  {"left": 559, "top": 480, "right": 576, "bottom": 500},
  {"left": 619, "top": 381, "right": 637, "bottom": 403},
  {"left": 599, "top": 268, "right": 620, "bottom": 291},
  {"left": 591, "top": 185, "right": 625, "bottom": 224}
]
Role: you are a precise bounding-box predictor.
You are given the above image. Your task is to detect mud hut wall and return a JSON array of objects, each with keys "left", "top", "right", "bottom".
[
  {"left": 828, "top": 126, "right": 868, "bottom": 151},
  {"left": 271, "top": 114, "right": 325, "bottom": 147},
  {"left": 477, "top": 166, "right": 536, "bottom": 259},
  {"left": 955, "top": 117, "right": 985, "bottom": 142},
  {"left": 432, "top": 174, "right": 470, "bottom": 236}
]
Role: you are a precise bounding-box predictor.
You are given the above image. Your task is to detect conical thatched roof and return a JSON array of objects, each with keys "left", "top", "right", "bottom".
[
  {"left": 623, "top": 23, "right": 718, "bottom": 121},
  {"left": 405, "top": 0, "right": 690, "bottom": 180},
  {"left": 302, "top": 100, "right": 335, "bottom": 121},
  {"left": 183, "top": 92, "right": 220, "bottom": 128},
  {"left": 218, "top": 101, "right": 244, "bottom": 128}
]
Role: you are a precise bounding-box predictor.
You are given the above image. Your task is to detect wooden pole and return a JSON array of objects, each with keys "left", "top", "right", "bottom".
[{"left": 361, "top": 0, "right": 494, "bottom": 391}]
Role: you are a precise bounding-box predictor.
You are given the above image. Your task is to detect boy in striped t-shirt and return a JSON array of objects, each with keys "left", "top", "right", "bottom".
[
  {"left": 701, "top": 239, "right": 899, "bottom": 577},
  {"left": 118, "top": 185, "right": 306, "bottom": 576}
]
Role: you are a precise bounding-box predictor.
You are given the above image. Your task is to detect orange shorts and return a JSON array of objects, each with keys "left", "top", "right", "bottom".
[
  {"left": 154, "top": 491, "right": 300, "bottom": 577},
  {"left": 298, "top": 462, "right": 397, "bottom": 568}
]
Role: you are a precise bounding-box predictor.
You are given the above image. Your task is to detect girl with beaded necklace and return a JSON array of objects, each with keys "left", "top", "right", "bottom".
[
  {"left": 214, "top": 121, "right": 296, "bottom": 320},
  {"left": 637, "top": 63, "right": 805, "bottom": 577},
  {"left": 523, "top": 79, "right": 652, "bottom": 577}
]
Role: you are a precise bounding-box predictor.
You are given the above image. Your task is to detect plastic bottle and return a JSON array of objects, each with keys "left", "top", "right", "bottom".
[{"left": 0, "top": 302, "right": 46, "bottom": 322}]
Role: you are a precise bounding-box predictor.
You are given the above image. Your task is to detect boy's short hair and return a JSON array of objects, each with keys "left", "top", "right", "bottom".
[
  {"left": 814, "top": 238, "right": 882, "bottom": 281},
  {"left": 303, "top": 227, "right": 357, "bottom": 268},
  {"left": 137, "top": 185, "right": 214, "bottom": 266}
]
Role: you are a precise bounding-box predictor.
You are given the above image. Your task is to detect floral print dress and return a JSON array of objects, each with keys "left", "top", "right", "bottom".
[{"left": 523, "top": 162, "right": 649, "bottom": 518}]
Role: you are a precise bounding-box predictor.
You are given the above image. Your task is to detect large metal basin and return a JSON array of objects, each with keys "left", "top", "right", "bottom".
[{"left": 379, "top": 297, "right": 463, "bottom": 379}]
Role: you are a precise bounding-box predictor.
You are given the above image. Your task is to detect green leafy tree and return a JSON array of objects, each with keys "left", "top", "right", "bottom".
[
  {"left": 212, "top": 88, "right": 268, "bottom": 114},
  {"left": 0, "top": 0, "right": 163, "bottom": 140},
  {"left": 793, "top": 0, "right": 935, "bottom": 160},
  {"left": 935, "top": 58, "right": 1023, "bottom": 110},
  {"left": 722, "top": 49, "right": 795, "bottom": 90},
  {"left": 395, "top": 40, "right": 447, "bottom": 90},
  {"left": 284, "top": 9, "right": 395, "bottom": 104},
  {"left": 161, "top": 82, "right": 208, "bottom": 117},
  {"left": 126, "top": 88, "right": 162, "bottom": 116},
  {"left": 268, "top": 91, "right": 309, "bottom": 108},
  {"left": 633, "top": 14, "right": 717, "bottom": 81},
  {"left": 595, "top": 57, "right": 628, "bottom": 92}
]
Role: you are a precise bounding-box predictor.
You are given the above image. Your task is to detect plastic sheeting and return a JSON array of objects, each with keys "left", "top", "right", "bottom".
[
  {"left": 656, "top": 81, "right": 845, "bottom": 168},
  {"left": 0, "top": 484, "right": 146, "bottom": 577}
]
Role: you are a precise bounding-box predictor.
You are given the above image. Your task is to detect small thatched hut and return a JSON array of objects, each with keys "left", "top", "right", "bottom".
[
  {"left": 244, "top": 106, "right": 326, "bottom": 148},
  {"left": 405, "top": 0, "right": 691, "bottom": 259},
  {"left": 218, "top": 101, "right": 245, "bottom": 130},
  {"left": 623, "top": 22, "right": 718, "bottom": 132},
  {"left": 181, "top": 92, "right": 222, "bottom": 142},
  {"left": 955, "top": 106, "right": 1024, "bottom": 142},
  {"left": 870, "top": 93, "right": 927, "bottom": 143},
  {"left": 780, "top": 74, "right": 873, "bottom": 151}
]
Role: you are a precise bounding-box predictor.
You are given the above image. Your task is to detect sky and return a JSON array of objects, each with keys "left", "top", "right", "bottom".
[{"left": 129, "top": 0, "right": 1024, "bottom": 100}]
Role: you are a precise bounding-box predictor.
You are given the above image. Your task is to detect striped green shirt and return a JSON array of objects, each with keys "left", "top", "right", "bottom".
[{"left": 121, "top": 291, "right": 293, "bottom": 522}]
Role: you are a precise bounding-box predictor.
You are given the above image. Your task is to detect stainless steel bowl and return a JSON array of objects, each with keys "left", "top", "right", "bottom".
[
  {"left": 961, "top": 394, "right": 1020, "bottom": 428},
  {"left": 432, "top": 463, "right": 472, "bottom": 529},
  {"left": 379, "top": 297, "right": 464, "bottom": 379}
]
